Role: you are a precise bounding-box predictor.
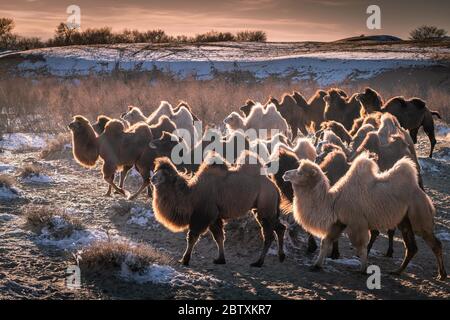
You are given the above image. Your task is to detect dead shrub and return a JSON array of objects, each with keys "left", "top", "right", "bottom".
[
  {"left": 40, "top": 132, "right": 71, "bottom": 159},
  {"left": 23, "top": 205, "right": 84, "bottom": 239},
  {"left": 78, "top": 241, "right": 171, "bottom": 274}
]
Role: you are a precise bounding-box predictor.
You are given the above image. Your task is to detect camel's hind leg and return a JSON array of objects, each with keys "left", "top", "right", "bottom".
[
  {"left": 386, "top": 229, "right": 395, "bottom": 257},
  {"left": 118, "top": 165, "right": 132, "bottom": 189},
  {"left": 421, "top": 232, "right": 447, "bottom": 280},
  {"left": 367, "top": 230, "right": 380, "bottom": 255},
  {"left": 103, "top": 164, "right": 126, "bottom": 196},
  {"left": 311, "top": 221, "right": 346, "bottom": 271},
  {"left": 390, "top": 216, "right": 417, "bottom": 276},
  {"left": 409, "top": 128, "right": 419, "bottom": 144},
  {"left": 180, "top": 231, "right": 200, "bottom": 266},
  {"left": 274, "top": 221, "right": 286, "bottom": 262},
  {"left": 422, "top": 119, "right": 437, "bottom": 158},
  {"left": 251, "top": 216, "right": 275, "bottom": 267},
  {"left": 209, "top": 219, "right": 226, "bottom": 264}
]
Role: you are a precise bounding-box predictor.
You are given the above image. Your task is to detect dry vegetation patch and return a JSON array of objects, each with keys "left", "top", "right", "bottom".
[
  {"left": 40, "top": 132, "right": 71, "bottom": 160},
  {"left": 23, "top": 205, "right": 84, "bottom": 239},
  {"left": 77, "top": 241, "right": 171, "bottom": 274}
]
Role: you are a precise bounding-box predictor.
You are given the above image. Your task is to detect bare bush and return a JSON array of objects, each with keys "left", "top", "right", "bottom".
[
  {"left": 0, "top": 173, "right": 15, "bottom": 188},
  {"left": 410, "top": 25, "right": 447, "bottom": 41},
  {"left": 18, "top": 163, "right": 40, "bottom": 179},
  {"left": 23, "top": 205, "right": 84, "bottom": 238},
  {"left": 78, "top": 241, "right": 171, "bottom": 273},
  {"left": 40, "top": 133, "right": 71, "bottom": 159}
]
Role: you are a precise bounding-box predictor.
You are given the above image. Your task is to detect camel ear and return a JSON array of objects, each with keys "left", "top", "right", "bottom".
[
  {"left": 323, "top": 95, "right": 330, "bottom": 103},
  {"left": 128, "top": 106, "right": 134, "bottom": 111},
  {"left": 355, "top": 94, "right": 361, "bottom": 102}
]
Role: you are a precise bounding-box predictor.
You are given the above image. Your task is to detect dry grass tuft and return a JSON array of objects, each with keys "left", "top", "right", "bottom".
[
  {"left": 40, "top": 132, "right": 71, "bottom": 159},
  {"left": 23, "top": 205, "right": 84, "bottom": 239},
  {"left": 78, "top": 241, "right": 171, "bottom": 274},
  {"left": 18, "top": 163, "right": 41, "bottom": 179},
  {"left": 0, "top": 173, "right": 15, "bottom": 189}
]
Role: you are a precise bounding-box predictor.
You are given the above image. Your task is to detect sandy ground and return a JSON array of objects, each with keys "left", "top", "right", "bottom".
[{"left": 0, "top": 128, "right": 449, "bottom": 300}]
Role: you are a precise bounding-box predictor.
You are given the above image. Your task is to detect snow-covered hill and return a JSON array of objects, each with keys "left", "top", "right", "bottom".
[{"left": 1, "top": 42, "right": 448, "bottom": 86}]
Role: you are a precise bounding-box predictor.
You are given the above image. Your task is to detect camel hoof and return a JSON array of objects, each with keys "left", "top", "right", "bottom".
[
  {"left": 127, "top": 194, "right": 137, "bottom": 201},
  {"left": 250, "top": 261, "right": 263, "bottom": 268},
  {"left": 104, "top": 193, "right": 112, "bottom": 197},
  {"left": 307, "top": 240, "right": 318, "bottom": 253},
  {"left": 389, "top": 269, "right": 402, "bottom": 276},
  {"left": 309, "top": 265, "right": 322, "bottom": 272},
  {"left": 437, "top": 273, "right": 447, "bottom": 281},
  {"left": 179, "top": 258, "right": 190, "bottom": 266},
  {"left": 213, "top": 258, "right": 226, "bottom": 265},
  {"left": 329, "top": 251, "right": 340, "bottom": 260},
  {"left": 279, "top": 253, "right": 286, "bottom": 263}
]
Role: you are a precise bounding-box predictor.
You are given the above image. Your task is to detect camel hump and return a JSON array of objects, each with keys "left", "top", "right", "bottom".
[
  {"left": 104, "top": 119, "right": 125, "bottom": 135},
  {"left": 410, "top": 98, "right": 426, "bottom": 109}
]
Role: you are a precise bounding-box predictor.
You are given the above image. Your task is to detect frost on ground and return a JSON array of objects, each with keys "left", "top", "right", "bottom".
[
  {"left": 21, "top": 173, "right": 53, "bottom": 184},
  {"left": 0, "top": 133, "right": 50, "bottom": 151},
  {"left": 0, "top": 185, "right": 21, "bottom": 199},
  {"left": 127, "top": 206, "right": 155, "bottom": 227},
  {"left": 36, "top": 227, "right": 109, "bottom": 250},
  {"left": 436, "top": 232, "right": 450, "bottom": 242}
]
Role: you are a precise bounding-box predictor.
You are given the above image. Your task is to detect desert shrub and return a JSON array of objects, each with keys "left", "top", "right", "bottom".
[
  {"left": 236, "top": 30, "right": 267, "bottom": 42},
  {"left": 194, "top": 30, "right": 235, "bottom": 42},
  {"left": 23, "top": 205, "right": 84, "bottom": 238},
  {"left": 0, "top": 173, "right": 15, "bottom": 188},
  {"left": 18, "top": 163, "right": 40, "bottom": 179},
  {"left": 77, "top": 241, "right": 171, "bottom": 273},
  {"left": 40, "top": 133, "right": 71, "bottom": 159},
  {"left": 410, "top": 25, "right": 447, "bottom": 41}
]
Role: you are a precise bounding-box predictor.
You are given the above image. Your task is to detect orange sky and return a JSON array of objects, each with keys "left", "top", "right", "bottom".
[{"left": 1, "top": 0, "right": 449, "bottom": 41}]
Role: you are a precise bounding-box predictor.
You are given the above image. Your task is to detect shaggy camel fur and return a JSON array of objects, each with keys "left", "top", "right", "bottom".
[
  {"left": 350, "top": 124, "right": 376, "bottom": 152},
  {"left": 175, "top": 101, "right": 200, "bottom": 122},
  {"left": 269, "top": 94, "right": 308, "bottom": 137},
  {"left": 349, "top": 112, "right": 382, "bottom": 136},
  {"left": 122, "top": 104, "right": 198, "bottom": 147},
  {"left": 283, "top": 154, "right": 447, "bottom": 279},
  {"left": 149, "top": 129, "right": 252, "bottom": 173},
  {"left": 151, "top": 151, "right": 286, "bottom": 267},
  {"left": 357, "top": 87, "right": 441, "bottom": 157},
  {"left": 316, "top": 121, "right": 352, "bottom": 145},
  {"left": 323, "top": 89, "right": 362, "bottom": 130},
  {"left": 240, "top": 99, "right": 257, "bottom": 117},
  {"left": 68, "top": 116, "right": 155, "bottom": 200},
  {"left": 316, "top": 130, "right": 351, "bottom": 157},
  {"left": 92, "top": 115, "right": 112, "bottom": 135},
  {"left": 291, "top": 90, "right": 331, "bottom": 133},
  {"left": 223, "top": 103, "right": 291, "bottom": 139},
  {"left": 272, "top": 138, "right": 317, "bottom": 162}
]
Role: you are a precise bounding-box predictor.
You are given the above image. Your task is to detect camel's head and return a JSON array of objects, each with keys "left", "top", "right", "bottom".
[
  {"left": 223, "top": 112, "right": 243, "bottom": 129},
  {"left": 92, "top": 115, "right": 111, "bottom": 135},
  {"left": 240, "top": 100, "right": 255, "bottom": 117},
  {"left": 149, "top": 131, "right": 185, "bottom": 157},
  {"left": 151, "top": 157, "right": 178, "bottom": 186},
  {"left": 356, "top": 87, "right": 383, "bottom": 113},
  {"left": 283, "top": 160, "right": 322, "bottom": 187},
  {"left": 292, "top": 91, "right": 308, "bottom": 106},
  {"left": 121, "top": 106, "right": 144, "bottom": 126},
  {"left": 315, "top": 143, "right": 343, "bottom": 164},
  {"left": 68, "top": 115, "right": 91, "bottom": 133},
  {"left": 324, "top": 89, "right": 347, "bottom": 107}
]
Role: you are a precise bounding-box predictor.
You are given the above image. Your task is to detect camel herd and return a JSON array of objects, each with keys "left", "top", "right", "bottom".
[{"left": 68, "top": 87, "right": 446, "bottom": 280}]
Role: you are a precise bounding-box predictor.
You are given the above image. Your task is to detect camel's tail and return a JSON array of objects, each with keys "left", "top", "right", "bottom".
[{"left": 431, "top": 110, "right": 441, "bottom": 119}]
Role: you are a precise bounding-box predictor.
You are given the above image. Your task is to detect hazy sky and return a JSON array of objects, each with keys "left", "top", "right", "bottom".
[{"left": 1, "top": 0, "right": 449, "bottom": 41}]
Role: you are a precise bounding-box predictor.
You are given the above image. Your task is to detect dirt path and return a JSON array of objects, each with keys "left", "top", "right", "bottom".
[{"left": 0, "top": 129, "right": 449, "bottom": 300}]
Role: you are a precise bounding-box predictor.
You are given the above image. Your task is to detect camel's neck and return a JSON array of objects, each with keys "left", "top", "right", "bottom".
[
  {"left": 293, "top": 177, "right": 335, "bottom": 236},
  {"left": 153, "top": 177, "right": 193, "bottom": 229},
  {"left": 72, "top": 127, "right": 99, "bottom": 167}
]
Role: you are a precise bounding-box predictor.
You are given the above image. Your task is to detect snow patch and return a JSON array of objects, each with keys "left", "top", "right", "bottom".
[
  {"left": 21, "top": 173, "right": 53, "bottom": 184},
  {"left": 329, "top": 257, "right": 361, "bottom": 267},
  {"left": 0, "top": 164, "right": 16, "bottom": 173},
  {"left": 0, "top": 133, "right": 51, "bottom": 151},
  {"left": 436, "top": 232, "right": 450, "bottom": 242},
  {"left": 0, "top": 185, "right": 21, "bottom": 199},
  {"left": 418, "top": 158, "right": 440, "bottom": 173},
  {"left": 0, "top": 213, "right": 18, "bottom": 222},
  {"left": 120, "top": 261, "right": 178, "bottom": 284},
  {"left": 37, "top": 227, "right": 109, "bottom": 250},
  {"left": 127, "top": 206, "right": 154, "bottom": 227}
]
